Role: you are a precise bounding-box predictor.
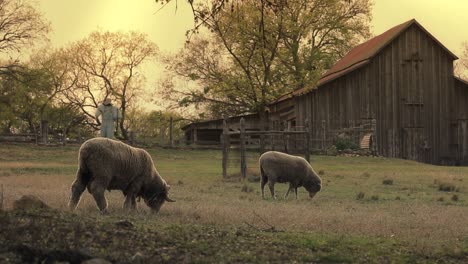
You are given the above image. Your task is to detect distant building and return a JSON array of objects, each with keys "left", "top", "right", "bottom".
[{"left": 183, "top": 19, "right": 468, "bottom": 165}]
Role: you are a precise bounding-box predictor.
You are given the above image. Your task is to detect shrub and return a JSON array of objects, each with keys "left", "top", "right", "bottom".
[
  {"left": 382, "top": 179, "right": 394, "bottom": 185},
  {"left": 451, "top": 194, "right": 459, "bottom": 202},
  {"left": 334, "top": 138, "right": 359, "bottom": 151},
  {"left": 356, "top": 192, "right": 365, "bottom": 200},
  {"left": 241, "top": 184, "right": 253, "bottom": 193},
  {"left": 438, "top": 182, "right": 457, "bottom": 192},
  {"left": 370, "top": 195, "right": 379, "bottom": 201},
  {"left": 318, "top": 170, "right": 325, "bottom": 176}
]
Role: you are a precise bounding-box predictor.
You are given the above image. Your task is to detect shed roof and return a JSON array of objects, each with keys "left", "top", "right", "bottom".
[{"left": 272, "top": 19, "right": 458, "bottom": 104}]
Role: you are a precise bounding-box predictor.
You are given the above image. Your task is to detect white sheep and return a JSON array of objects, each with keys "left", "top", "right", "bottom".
[
  {"left": 68, "top": 138, "right": 174, "bottom": 213},
  {"left": 259, "top": 151, "right": 322, "bottom": 199}
]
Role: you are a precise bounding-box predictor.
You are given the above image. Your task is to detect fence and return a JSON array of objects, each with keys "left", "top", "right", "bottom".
[
  {"left": 221, "top": 118, "right": 310, "bottom": 179},
  {"left": 221, "top": 118, "right": 377, "bottom": 179}
]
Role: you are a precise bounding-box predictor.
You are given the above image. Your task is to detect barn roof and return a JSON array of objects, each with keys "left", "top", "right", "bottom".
[{"left": 272, "top": 19, "right": 458, "bottom": 104}]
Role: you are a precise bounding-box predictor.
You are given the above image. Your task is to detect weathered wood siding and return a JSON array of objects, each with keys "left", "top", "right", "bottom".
[{"left": 295, "top": 24, "right": 459, "bottom": 164}]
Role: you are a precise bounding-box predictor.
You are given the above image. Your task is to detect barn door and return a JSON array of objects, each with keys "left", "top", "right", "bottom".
[{"left": 402, "top": 128, "right": 427, "bottom": 162}]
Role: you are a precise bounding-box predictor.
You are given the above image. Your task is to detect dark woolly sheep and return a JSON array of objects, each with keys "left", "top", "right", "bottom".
[
  {"left": 259, "top": 151, "right": 322, "bottom": 200},
  {"left": 68, "top": 138, "right": 174, "bottom": 213}
]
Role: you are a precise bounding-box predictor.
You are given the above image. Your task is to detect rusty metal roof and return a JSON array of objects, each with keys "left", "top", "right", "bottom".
[{"left": 271, "top": 19, "right": 458, "bottom": 104}]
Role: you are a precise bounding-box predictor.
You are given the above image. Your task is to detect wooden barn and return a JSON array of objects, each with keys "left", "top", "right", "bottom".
[
  {"left": 270, "top": 19, "right": 468, "bottom": 165},
  {"left": 182, "top": 113, "right": 261, "bottom": 145}
]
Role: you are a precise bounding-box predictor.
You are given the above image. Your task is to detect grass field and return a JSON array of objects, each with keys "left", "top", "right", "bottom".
[{"left": 1, "top": 142, "right": 468, "bottom": 263}]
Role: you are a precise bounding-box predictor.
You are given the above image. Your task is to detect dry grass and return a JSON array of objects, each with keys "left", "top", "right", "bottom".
[{"left": 1, "top": 143, "right": 468, "bottom": 255}]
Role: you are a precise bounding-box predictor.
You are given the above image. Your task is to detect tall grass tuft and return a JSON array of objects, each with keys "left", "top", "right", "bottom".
[{"left": 382, "top": 178, "right": 394, "bottom": 185}]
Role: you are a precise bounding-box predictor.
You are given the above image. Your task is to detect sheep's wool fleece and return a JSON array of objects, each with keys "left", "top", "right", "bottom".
[{"left": 79, "top": 138, "right": 160, "bottom": 190}]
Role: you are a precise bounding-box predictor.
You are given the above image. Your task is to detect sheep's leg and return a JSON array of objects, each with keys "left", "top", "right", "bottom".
[
  {"left": 260, "top": 166, "right": 268, "bottom": 199},
  {"left": 260, "top": 177, "right": 268, "bottom": 199},
  {"left": 268, "top": 182, "right": 276, "bottom": 200},
  {"left": 294, "top": 187, "right": 298, "bottom": 199},
  {"left": 124, "top": 194, "right": 137, "bottom": 210},
  {"left": 284, "top": 185, "right": 293, "bottom": 199},
  {"left": 68, "top": 169, "right": 88, "bottom": 211},
  {"left": 89, "top": 181, "right": 108, "bottom": 214}
]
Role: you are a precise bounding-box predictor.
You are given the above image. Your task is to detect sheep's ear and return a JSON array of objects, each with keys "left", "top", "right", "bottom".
[
  {"left": 166, "top": 184, "right": 171, "bottom": 191},
  {"left": 165, "top": 196, "right": 176, "bottom": 202}
]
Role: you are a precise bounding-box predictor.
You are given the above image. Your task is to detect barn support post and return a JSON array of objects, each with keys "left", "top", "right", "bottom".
[
  {"left": 221, "top": 119, "right": 229, "bottom": 178},
  {"left": 193, "top": 126, "right": 198, "bottom": 145},
  {"left": 240, "top": 118, "right": 247, "bottom": 179},
  {"left": 305, "top": 119, "right": 310, "bottom": 163},
  {"left": 321, "top": 120, "right": 326, "bottom": 150},
  {"left": 283, "top": 122, "right": 290, "bottom": 153},
  {"left": 371, "top": 119, "right": 377, "bottom": 155}
]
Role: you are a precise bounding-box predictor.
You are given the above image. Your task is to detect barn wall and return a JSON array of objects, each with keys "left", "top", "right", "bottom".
[{"left": 295, "top": 24, "right": 458, "bottom": 164}]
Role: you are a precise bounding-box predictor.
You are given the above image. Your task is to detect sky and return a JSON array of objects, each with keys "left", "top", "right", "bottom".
[
  {"left": 36, "top": 0, "right": 468, "bottom": 108},
  {"left": 38, "top": 0, "right": 468, "bottom": 55}
]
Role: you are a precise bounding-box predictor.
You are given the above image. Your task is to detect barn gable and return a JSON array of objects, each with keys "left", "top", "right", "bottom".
[{"left": 286, "top": 18, "right": 468, "bottom": 165}]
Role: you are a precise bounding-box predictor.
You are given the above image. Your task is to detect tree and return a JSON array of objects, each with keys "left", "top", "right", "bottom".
[
  {"left": 66, "top": 31, "right": 158, "bottom": 139},
  {"left": 0, "top": 0, "right": 50, "bottom": 75},
  {"left": 455, "top": 41, "right": 468, "bottom": 80},
  {"left": 128, "top": 109, "right": 188, "bottom": 145},
  {"left": 160, "top": 0, "right": 371, "bottom": 122},
  {"left": 0, "top": 66, "right": 53, "bottom": 134}
]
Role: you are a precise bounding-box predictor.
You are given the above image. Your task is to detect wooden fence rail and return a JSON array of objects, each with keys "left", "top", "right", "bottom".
[{"left": 222, "top": 118, "right": 311, "bottom": 179}]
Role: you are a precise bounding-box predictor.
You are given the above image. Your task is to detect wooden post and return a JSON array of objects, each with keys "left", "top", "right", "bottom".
[
  {"left": 41, "top": 120, "right": 48, "bottom": 144},
  {"left": 130, "top": 131, "right": 135, "bottom": 146},
  {"left": 222, "top": 119, "right": 229, "bottom": 178},
  {"left": 371, "top": 119, "right": 377, "bottom": 155},
  {"left": 240, "top": 118, "right": 247, "bottom": 179},
  {"left": 169, "top": 117, "right": 174, "bottom": 147},
  {"left": 305, "top": 119, "right": 310, "bottom": 163},
  {"left": 321, "top": 120, "right": 326, "bottom": 150},
  {"left": 283, "top": 123, "right": 289, "bottom": 153}
]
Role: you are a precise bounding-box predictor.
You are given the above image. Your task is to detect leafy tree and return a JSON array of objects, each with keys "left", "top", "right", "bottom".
[
  {"left": 0, "top": 66, "right": 53, "bottom": 134},
  {"left": 159, "top": 0, "right": 371, "bottom": 123},
  {"left": 65, "top": 31, "right": 158, "bottom": 139},
  {"left": 127, "top": 109, "right": 188, "bottom": 145}
]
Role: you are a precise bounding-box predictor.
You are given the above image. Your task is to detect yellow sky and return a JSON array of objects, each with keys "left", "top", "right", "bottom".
[{"left": 39, "top": 0, "right": 468, "bottom": 56}]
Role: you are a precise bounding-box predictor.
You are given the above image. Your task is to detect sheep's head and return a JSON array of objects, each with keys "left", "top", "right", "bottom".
[
  {"left": 304, "top": 182, "right": 321, "bottom": 199},
  {"left": 144, "top": 184, "right": 175, "bottom": 213}
]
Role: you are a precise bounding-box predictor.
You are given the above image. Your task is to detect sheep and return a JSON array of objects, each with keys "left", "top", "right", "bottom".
[
  {"left": 259, "top": 151, "right": 322, "bottom": 200},
  {"left": 68, "top": 138, "right": 174, "bottom": 213}
]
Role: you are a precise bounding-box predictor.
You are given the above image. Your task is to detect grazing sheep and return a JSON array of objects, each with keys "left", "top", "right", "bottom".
[
  {"left": 68, "top": 138, "right": 174, "bottom": 213},
  {"left": 259, "top": 151, "right": 322, "bottom": 200}
]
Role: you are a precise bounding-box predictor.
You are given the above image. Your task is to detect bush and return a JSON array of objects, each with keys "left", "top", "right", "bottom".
[
  {"left": 438, "top": 182, "right": 457, "bottom": 192},
  {"left": 241, "top": 184, "right": 253, "bottom": 193},
  {"left": 334, "top": 138, "right": 359, "bottom": 151},
  {"left": 382, "top": 179, "right": 394, "bottom": 185},
  {"left": 356, "top": 192, "right": 365, "bottom": 200}
]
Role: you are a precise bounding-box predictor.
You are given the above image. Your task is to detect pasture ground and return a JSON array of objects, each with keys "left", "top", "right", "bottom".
[{"left": 0, "top": 143, "right": 468, "bottom": 263}]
